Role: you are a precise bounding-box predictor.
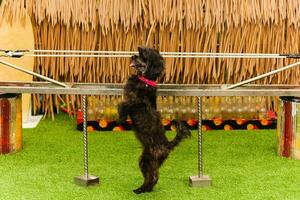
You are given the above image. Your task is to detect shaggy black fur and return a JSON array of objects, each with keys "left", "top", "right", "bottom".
[{"left": 118, "top": 47, "right": 191, "bottom": 194}]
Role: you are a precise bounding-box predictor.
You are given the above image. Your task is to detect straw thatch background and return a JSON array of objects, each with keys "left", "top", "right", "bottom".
[{"left": 1, "top": 0, "right": 300, "bottom": 116}]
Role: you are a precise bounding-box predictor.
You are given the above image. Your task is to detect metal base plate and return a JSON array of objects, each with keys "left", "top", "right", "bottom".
[
  {"left": 74, "top": 175, "right": 100, "bottom": 186},
  {"left": 189, "top": 175, "right": 212, "bottom": 187}
]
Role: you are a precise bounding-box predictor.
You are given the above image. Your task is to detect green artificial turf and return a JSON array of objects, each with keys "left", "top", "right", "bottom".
[{"left": 1, "top": 113, "right": 300, "bottom": 200}]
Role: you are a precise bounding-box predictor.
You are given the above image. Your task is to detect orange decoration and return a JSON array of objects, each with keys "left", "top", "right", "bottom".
[
  {"left": 113, "top": 126, "right": 124, "bottom": 131},
  {"left": 87, "top": 126, "right": 95, "bottom": 132},
  {"left": 202, "top": 125, "right": 211, "bottom": 131},
  {"left": 162, "top": 119, "right": 171, "bottom": 126},
  {"left": 260, "top": 119, "right": 271, "bottom": 126},
  {"left": 213, "top": 118, "right": 223, "bottom": 126},
  {"left": 247, "top": 124, "right": 257, "bottom": 130},
  {"left": 224, "top": 125, "right": 233, "bottom": 130},
  {"left": 99, "top": 119, "right": 108, "bottom": 128},
  {"left": 170, "top": 125, "right": 177, "bottom": 131},
  {"left": 236, "top": 119, "right": 247, "bottom": 125},
  {"left": 187, "top": 119, "right": 197, "bottom": 126}
]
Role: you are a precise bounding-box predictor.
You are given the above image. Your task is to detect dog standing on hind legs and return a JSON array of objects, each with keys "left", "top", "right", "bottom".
[{"left": 118, "top": 47, "right": 191, "bottom": 194}]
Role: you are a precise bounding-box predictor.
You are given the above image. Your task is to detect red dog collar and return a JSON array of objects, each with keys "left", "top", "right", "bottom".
[{"left": 138, "top": 76, "right": 157, "bottom": 87}]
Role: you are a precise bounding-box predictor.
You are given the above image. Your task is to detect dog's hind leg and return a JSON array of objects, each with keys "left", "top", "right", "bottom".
[
  {"left": 134, "top": 146, "right": 169, "bottom": 194},
  {"left": 134, "top": 148, "right": 154, "bottom": 194}
]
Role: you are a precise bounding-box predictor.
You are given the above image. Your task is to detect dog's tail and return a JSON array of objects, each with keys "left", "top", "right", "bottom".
[{"left": 168, "top": 120, "right": 191, "bottom": 150}]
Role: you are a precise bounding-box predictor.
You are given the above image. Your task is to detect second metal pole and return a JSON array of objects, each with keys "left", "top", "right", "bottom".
[
  {"left": 189, "top": 96, "right": 212, "bottom": 187},
  {"left": 74, "top": 95, "right": 99, "bottom": 186},
  {"left": 82, "top": 95, "right": 89, "bottom": 178},
  {"left": 197, "top": 96, "right": 203, "bottom": 177}
]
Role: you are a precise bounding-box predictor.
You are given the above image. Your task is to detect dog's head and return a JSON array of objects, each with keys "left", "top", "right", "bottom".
[{"left": 130, "top": 47, "right": 164, "bottom": 80}]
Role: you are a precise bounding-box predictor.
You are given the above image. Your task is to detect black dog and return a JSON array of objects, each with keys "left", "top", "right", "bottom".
[{"left": 118, "top": 47, "right": 191, "bottom": 194}]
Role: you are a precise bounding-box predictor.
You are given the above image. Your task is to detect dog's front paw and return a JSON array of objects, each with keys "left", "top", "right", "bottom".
[
  {"left": 133, "top": 187, "right": 152, "bottom": 194},
  {"left": 133, "top": 188, "right": 144, "bottom": 194}
]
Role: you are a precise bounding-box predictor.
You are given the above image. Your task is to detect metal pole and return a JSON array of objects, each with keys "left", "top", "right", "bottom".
[
  {"left": 0, "top": 59, "right": 68, "bottom": 88},
  {"left": 198, "top": 96, "right": 203, "bottom": 177},
  {"left": 26, "top": 54, "right": 133, "bottom": 58},
  {"left": 25, "top": 49, "right": 300, "bottom": 58},
  {"left": 82, "top": 95, "right": 89, "bottom": 178},
  {"left": 226, "top": 61, "right": 300, "bottom": 89},
  {"left": 7, "top": 49, "right": 300, "bottom": 59},
  {"left": 25, "top": 54, "right": 287, "bottom": 59},
  {"left": 189, "top": 96, "right": 211, "bottom": 187},
  {"left": 74, "top": 95, "right": 99, "bottom": 186}
]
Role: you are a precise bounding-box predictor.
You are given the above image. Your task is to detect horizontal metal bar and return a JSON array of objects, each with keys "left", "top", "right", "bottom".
[
  {"left": 29, "top": 50, "right": 283, "bottom": 56},
  {"left": 24, "top": 49, "right": 300, "bottom": 58},
  {"left": 4, "top": 49, "right": 300, "bottom": 58},
  {"left": 26, "top": 54, "right": 133, "bottom": 58},
  {"left": 0, "top": 81, "right": 300, "bottom": 97},
  {"left": 25, "top": 54, "right": 288, "bottom": 59},
  {"left": 0, "top": 59, "right": 68, "bottom": 87},
  {"left": 226, "top": 61, "right": 300, "bottom": 89}
]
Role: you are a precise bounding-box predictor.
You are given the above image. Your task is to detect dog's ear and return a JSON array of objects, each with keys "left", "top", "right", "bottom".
[
  {"left": 138, "top": 46, "right": 146, "bottom": 57},
  {"left": 138, "top": 46, "right": 144, "bottom": 52},
  {"left": 138, "top": 46, "right": 160, "bottom": 59}
]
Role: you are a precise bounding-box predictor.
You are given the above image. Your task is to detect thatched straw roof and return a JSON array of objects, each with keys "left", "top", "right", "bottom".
[
  {"left": 3, "top": 0, "right": 300, "bottom": 30},
  {"left": 1, "top": 0, "right": 299, "bottom": 115},
  {"left": 1, "top": 0, "right": 300, "bottom": 84}
]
